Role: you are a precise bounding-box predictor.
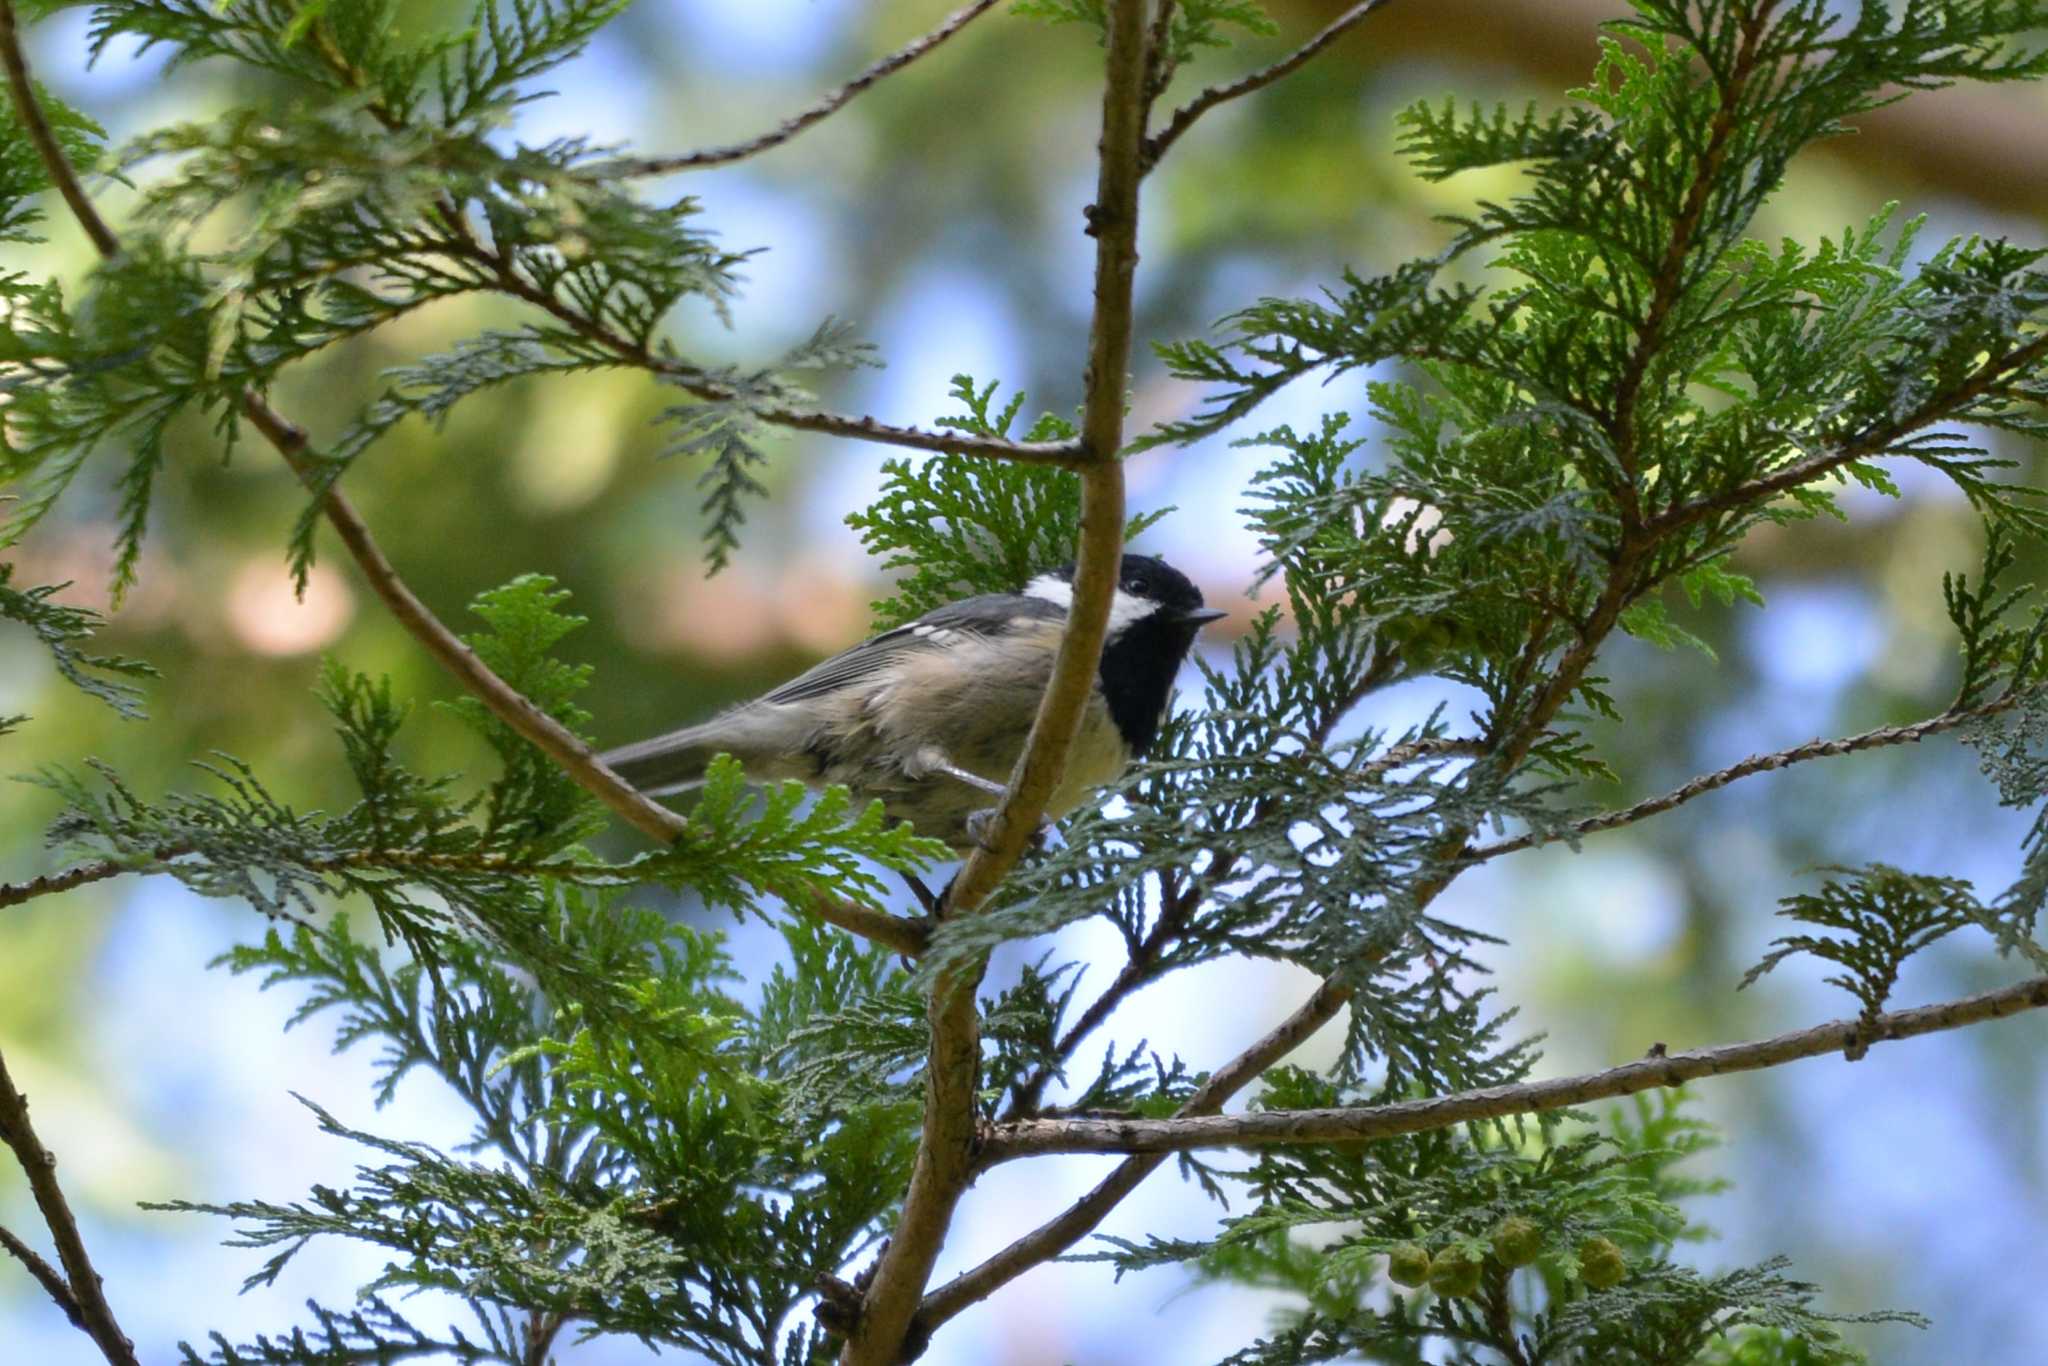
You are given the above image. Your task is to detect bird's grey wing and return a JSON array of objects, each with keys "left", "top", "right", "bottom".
[{"left": 760, "top": 592, "right": 1065, "bottom": 705}]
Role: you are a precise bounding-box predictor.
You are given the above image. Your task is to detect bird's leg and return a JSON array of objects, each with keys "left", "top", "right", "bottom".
[
  {"left": 917, "top": 752, "right": 1056, "bottom": 859},
  {"left": 929, "top": 759, "right": 1007, "bottom": 800}
]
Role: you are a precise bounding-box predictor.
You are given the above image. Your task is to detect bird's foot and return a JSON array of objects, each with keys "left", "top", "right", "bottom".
[{"left": 964, "top": 806, "right": 1055, "bottom": 855}]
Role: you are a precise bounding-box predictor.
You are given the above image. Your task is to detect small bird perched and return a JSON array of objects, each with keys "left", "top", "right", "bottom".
[{"left": 601, "top": 553, "right": 1225, "bottom": 853}]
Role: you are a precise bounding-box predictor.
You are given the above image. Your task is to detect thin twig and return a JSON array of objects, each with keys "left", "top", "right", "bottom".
[
  {"left": 1466, "top": 695, "right": 2019, "bottom": 863},
  {"left": 1141, "top": 0, "right": 1399, "bottom": 173},
  {"left": 0, "top": 1047, "right": 139, "bottom": 1366},
  {"left": 422, "top": 232, "right": 1086, "bottom": 468},
  {"left": 0, "top": 848, "right": 928, "bottom": 950},
  {"left": 1143, "top": 0, "right": 1181, "bottom": 101},
  {"left": 0, "top": 1223, "right": 85, "bottom": 1330},
  {"left": 982, "top": 975, "right": 2048, "bottom": 1159},
  {"left": 0, "top": 859, "right": 131, "bottom": 911},
  {"left": 747, "top": 402, "right": 1086, "bottom": 466},
  {"left": 602, "top": 0, "right": 1003, "bottom": 176},
  {"left": 837, "top": 5, "right": 1152, "bottom": 1361}
]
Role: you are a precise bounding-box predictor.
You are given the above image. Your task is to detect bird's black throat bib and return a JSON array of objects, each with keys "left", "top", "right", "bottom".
[{"left": 1096, "top": 614, "right": 1200, "bottom": 757}]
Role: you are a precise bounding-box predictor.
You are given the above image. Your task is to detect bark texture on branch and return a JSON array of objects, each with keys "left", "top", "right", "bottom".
[{"left": 984, "top": 976, "right": 2048, "bottom": 1159}]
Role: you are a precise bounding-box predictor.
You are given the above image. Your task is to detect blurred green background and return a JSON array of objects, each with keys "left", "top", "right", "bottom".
[{"left": 4, "top": 1, "right": 2048, "bottom": 1361}]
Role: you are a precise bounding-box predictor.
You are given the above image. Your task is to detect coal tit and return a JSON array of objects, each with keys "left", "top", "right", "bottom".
[{"left": 601, "top": 553, "right": 1225, "bottom": 852}]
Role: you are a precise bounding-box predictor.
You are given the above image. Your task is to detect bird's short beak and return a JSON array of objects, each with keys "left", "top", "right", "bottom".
[{"left": 1179, "top": 607, "right": 1228, "bottom": 627}]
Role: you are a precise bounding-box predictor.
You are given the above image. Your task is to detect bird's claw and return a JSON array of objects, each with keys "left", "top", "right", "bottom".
[{"left": 964, "top": 807, "right": 1055, "bottom": 855}]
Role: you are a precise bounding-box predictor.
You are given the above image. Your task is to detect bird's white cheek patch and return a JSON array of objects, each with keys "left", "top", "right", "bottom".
[
  {"left": 1026, "top": 576, "right": 1157, "bottom": 634},
  {"left": 1105, "top": 588, "right": 1153, "bottom": 634},
  {"left": 1024, "top": 574, "right": 1072, "bottom": 610}
]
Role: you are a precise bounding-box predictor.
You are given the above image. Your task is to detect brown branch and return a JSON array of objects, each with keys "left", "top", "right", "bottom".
[
  {"left": 241, "top": 393, "right": 693, "bottom": 846},
  {"left": 1465, "top": 695, "right": 2019, "bottom": 863},
  {"left": 1141, "top": 0, "right": 1399, "bottom": 173},
  {"left": 918, "top": 979, "right": 1348, "bottom": 1330},
  {"left": 0, "top": 1047, "right": 138, "bottom": 1366},
  {"left": 800, "top": 893, "right": 933, "bottom": 958},
  {"left": 837, "top": 5, "right": 1153, "bottom": 1362},
  {"left": 0, "top": 2, "right": 119, "bottom": 258},
  {"left": 1143, "top": 0, "right": 1182, "bottom": 101},
  {"left": 602, "top": 0, "right": 1003, "bottom": 176},
  {"left": 982, "top": 975, "right": 2048, "bottom": 1159},
  {"left": 0, "top": 859, "right": 132, "bottom": 910},
  {"left": 746, "top": 401, "right": 1086, "bottom": 466}
]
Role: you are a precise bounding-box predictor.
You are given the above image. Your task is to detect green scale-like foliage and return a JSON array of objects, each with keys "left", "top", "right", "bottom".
[{"left": 9, "top": 2, "right": 2048, "bottom": 1364}]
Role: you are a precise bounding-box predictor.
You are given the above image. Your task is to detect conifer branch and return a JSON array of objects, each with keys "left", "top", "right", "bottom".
[
  {"left": 1465, "top": 695, "right": 2022, "bottom": 864},
  {"left": 1, "top": 12, "right": 931, "bottom": 959},
  {"left": 0, "top": 6, "right": 688, "bottom": 849},
  {"left": 1003, "top": 653, "right": 1409, "bottom": 1119},
  {"left": 602, "top": 0, "right": 1004, "bottom": 176},
  {"left": 1606, "top": 0, "right": 1772, "bottom": 520},
  {"left": 0, "top": 827, "right": 929, "bottom": 950},
  {"left": 840, "top": 5, "right": 1151, "bottom": 1361},
  {"left": 0, "top": 1047, "right": 138, "bottom": 1366},
  {"left": 1141, "top": 0, "right": 1398, "bottom": 174},
  {"left": 980, "top": 975, "right": 2048, "bottom": 1159},
  {"left": 942, "top": 519, "right": 1647, "bottom": 1319}
]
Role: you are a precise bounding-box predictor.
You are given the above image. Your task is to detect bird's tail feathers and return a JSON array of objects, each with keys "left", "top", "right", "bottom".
[
  {"left": 600, "top": 707, "right": 811, "bottom": 796},
  {"left": 599, "top": 726, "right": 723, "bottom": 797}
]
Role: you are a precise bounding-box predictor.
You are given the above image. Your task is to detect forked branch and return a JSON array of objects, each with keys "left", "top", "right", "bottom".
[
  {"left": 1142, "top": 0, "right": 1399, "bottom": 173},
  {"left": 0, "top": 1046, "right": 139, "bottom": 1366}
]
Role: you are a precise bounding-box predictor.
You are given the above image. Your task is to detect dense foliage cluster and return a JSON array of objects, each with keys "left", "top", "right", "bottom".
[{"left": 6, "top": 2, "right": 2048, "bottom": 1364}]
